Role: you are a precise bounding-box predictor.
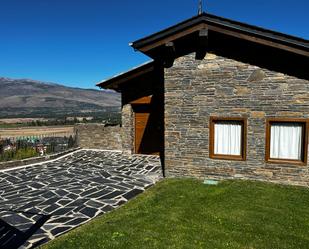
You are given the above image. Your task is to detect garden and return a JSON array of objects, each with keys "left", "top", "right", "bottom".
[{"left": 42, "top": 179, "right": 309, "bottom": 249}]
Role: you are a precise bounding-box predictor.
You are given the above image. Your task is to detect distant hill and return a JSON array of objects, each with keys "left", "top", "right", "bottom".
[{"left": 0, "top": 77, "right": 120, "bottom": 118}]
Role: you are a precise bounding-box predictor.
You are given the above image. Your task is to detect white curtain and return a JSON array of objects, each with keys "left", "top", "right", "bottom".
[
  {"left": 270, "top": 123, "right": 303, "bottom": 160},
  {"left": 214, "top": 121, "right": 242, "bottom": 156}
]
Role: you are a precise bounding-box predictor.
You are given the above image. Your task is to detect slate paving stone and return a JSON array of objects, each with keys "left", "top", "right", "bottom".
[
  {"left": 105, "top": 183, "right": 129, "bottom": 191},
  {"left": 101, "top": 205, "right": 114, "bottom": 212},
  {"left": 30, "top": 237, "right": 50, "bottom": 248},
  {"left": 16, "top": 223, "right": 36, "bottom": 232},
  {"left": 43, "top": 204, "right": 61, "bottom": 213},
  {"left": 70, "top": 189, "right": 84, "bottom": 195},
  {"left": 48, "top": 217, "right": 74, "bottom": 224},
  {"left": 21, "top": 212, "right": 39, "bottom": 219},
  {"left": 0, "top": 149, "right": 162, "bottom": 249},
  {"left": 51, "top": 207, "right": 73, "bottom": 216},
  {"left": 99, "top": 190, "right": 125, "bottom": 200},
  {"left": 39, "top": 197, "right": 61, "bottom": 206},
  {"left": 116, "top": 200, "right": 127, "bottom": 206},
  {"left": 123, "top": 189, "right": 144, "bottom": 200},
  {"left": 54, "top": 189, "right": 69, "bottom": 197},
  {"left": 30, "top": 182, "right": 46, "bottom": 189},
  {"left": 65, "top": 217, "right": 89, "bottom": 226},
  {"left": 89, "top": 177, "right": 116, "bottom": 184},
  {"left": 21, "top": 207, "right": 40, "bottom": 214},
  {"left": 86, "top": 189, "right": 111, "bottom": 199},
  {"left": 98, "top": 199, "right": 119, "bottom": 205},
  {"left": 118, "top": 182, "right": 136, "bottom": 189},
  {"left": 85, "top": 200, "right": 104, "bottom": 208},
  {"left": 151, "top": 167, "right": 160, "bottom": 172},
  {"left": 72, "top": 204, "right": 87, "bottom": 213},
  {"left": 110, "top": 176, "right": 124, "bottom": 182},
  {"left": 41, "top": 224, "right": 57, "bottom": 231},
  {"left": 100, "top": 171, "right": 112, "bottom": 178},
  {"left": 79, "top": 207, "right": 98, "bottom": 218},
  {"left": 50, "top": 226, "right": 72, "bottom": 236},
  {"left": 65, "top": 199, "right": 88, "bottom": 208},
  {"left": 19, "top": 201, "right": 44, "bottom": 210},
  {"left": 66, "top": 193, "right": 79, "bottom": 200},
  {"left": 1, "top": 213, "right": 32, "bottom": 225},
  {"left": 80, "top": 187, "right": 99, "bottom": 197},
  {"left": 57, "top": 199, "right": 73, "bottom": 206}
]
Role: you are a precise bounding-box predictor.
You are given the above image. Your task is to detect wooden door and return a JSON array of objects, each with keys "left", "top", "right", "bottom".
[
  {"left": 135, "top": 112, "right": 150, "bottom": 153},
  {"left": 134, "top": 104, "right": 162, "bottom": 155}
]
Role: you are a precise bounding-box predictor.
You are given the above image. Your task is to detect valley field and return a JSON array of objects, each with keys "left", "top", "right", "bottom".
[{"left": 0, "top": 126, "right": 74, "bottom": 138}]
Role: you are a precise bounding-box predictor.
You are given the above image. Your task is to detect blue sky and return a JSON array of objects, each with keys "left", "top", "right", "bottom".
[{"left": 0, "top": 0, "right": 308, "bottom": 89}]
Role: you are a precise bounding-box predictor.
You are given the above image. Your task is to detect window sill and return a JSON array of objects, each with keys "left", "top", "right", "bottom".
[
  {"left": 265, "top": 158, "right": 307, "bottom": 166},
  {"left": 210, "top": 154, "right": 246, "bottom": 161}
]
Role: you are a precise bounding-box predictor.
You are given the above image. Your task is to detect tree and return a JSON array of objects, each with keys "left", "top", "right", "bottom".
[
  {"left": 68, "top": 135, "right": 75, "bottom": 148},
  {"left": 0, "top": 141, "right": 4, "bottom": 155}
]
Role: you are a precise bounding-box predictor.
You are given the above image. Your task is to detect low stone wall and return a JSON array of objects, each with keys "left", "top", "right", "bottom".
[
  {"left": 0, "top": 148, "right": 79, "bottom": 170},
  {"left": 74, "top": 123, "right": 122, "bottom": 150}
]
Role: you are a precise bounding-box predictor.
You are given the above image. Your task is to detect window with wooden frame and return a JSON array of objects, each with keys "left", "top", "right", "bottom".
[
  {"left": 209, "top": 117, "right": 247, "bottom": 161},
  {"left": 265, "top": 118, "right": 308, "bottom": 165}
]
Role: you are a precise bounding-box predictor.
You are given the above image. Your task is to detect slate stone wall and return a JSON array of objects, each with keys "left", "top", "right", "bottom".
[
  {"left": 75, "top": 123, "right": 122, "bottom": 151},
  {"left": 121, "top": 104, "right": 134, "bottom": 154},
  {"left": 164, "top": 52, "right": 309, "bottom": 186}
]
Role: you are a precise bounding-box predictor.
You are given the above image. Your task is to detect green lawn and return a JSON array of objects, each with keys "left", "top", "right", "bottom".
[{"left": 42, "top": 179, "right": 309, "bottom": 249}]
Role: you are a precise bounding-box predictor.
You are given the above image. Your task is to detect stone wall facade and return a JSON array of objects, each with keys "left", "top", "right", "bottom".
[
  {"left": 164, "top": 52, "right": 309, "bottom": 186},
  {"left": 74, "top": 123, "right": 122, "bottom": 151},
  {"left": 121, "top": 104, "right": 134, "bottom": 154}
]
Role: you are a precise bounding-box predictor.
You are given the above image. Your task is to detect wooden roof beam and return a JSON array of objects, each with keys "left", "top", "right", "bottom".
[
  {"left": 162, "top": 42, "right": 176, "bottom": 68},
  {"left": 135, "top": 22, "right": 308, "bottom": 57},
  {"left": 196, "top": 28, "right": 208, "bottom": 60}
]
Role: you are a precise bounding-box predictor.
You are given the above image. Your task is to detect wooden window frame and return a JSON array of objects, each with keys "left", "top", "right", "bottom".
[
  {"left": 209, "top": 117, "right": 247, "bottom": 161},
  {"left": 265, "top": 118, "right": 309, "bottom": 166}
]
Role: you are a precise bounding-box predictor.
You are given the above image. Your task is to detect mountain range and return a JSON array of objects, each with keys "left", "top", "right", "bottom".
[{"left": 0, "top": 77, "right": 120, "bottom": 118}]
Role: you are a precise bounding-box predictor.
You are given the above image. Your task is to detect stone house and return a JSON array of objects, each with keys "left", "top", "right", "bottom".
[{"left": 97, "top": 13, "right": 309, "bottom": 186}]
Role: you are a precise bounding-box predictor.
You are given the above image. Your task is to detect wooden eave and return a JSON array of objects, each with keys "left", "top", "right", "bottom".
[
  {"left": 96, "top": 61, "right": 155, "bottom": 91},
  {"left": 131, "top": 13, "right": 309, "bottom": 58}
]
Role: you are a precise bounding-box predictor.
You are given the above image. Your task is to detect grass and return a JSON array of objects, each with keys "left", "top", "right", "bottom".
[{"left": 41, "top": 179, "right": 309, "bottom": 249}]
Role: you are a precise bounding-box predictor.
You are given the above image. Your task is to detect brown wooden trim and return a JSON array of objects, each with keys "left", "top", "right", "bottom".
[
  {"left": 265, "top": 117, "right": 309, "bottom": 166},
  {"left": 209, "top": 116, "right": 247, "bottom": 161},
  {"left": 207, "top": 24, "right": 309, "bottom": 57},
  {"left": 139, "top": 23, "right": 207, "bottom": 52},
  {"left": 97, "top": 62, "right": 155, "bottom": 89},
  {"left": 210, "top": 154, "right": 245, "bottom": 161},
  {"left": 139, "top": 22, "right": 308, "bottom": 57},
  {"left": 129, "top": 95, "right": 152, "bottom": 105}
]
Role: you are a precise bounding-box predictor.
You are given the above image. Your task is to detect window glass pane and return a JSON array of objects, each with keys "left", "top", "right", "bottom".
[
  {"left": 214, "top": 121, "right": 242, "bottom": 156},
  {"left": 270, "top": 123, "right": 303, "bottom": 160}
]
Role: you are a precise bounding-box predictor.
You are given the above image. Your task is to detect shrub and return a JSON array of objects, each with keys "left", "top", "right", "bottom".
[{"left": 0, "top": 147, "right": 39, "bottom": 162}]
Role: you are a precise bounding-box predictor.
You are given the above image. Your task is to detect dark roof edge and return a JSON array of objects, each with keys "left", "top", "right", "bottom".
[
  {"left": 131, "top": 13, "right": 204, "bottom": 48},
  {"left": 96, "top": 61, "right": 155, "bottom": 89},
  {"left": 131, "top": 12, "right": 308, "bottom": 51}
]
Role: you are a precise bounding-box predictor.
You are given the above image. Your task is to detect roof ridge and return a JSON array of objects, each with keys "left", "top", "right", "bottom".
[{"left": 132, "top": 13, "right": 308, "bottom": 51}]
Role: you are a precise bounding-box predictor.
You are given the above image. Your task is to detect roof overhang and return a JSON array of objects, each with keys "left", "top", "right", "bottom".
[
  {"left": 131, "top": 13, "right": 309, "bottom": 58},
  {"left": 96, "top": 61, "right": 155, "bottom": 91},
  {"left": 97, "top": 13, "right": 309, "bottom": 90}
]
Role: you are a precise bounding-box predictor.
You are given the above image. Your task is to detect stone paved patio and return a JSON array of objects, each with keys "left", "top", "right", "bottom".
[{"left": 0, "top": 149, "right": 162, "bottom": 248}]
